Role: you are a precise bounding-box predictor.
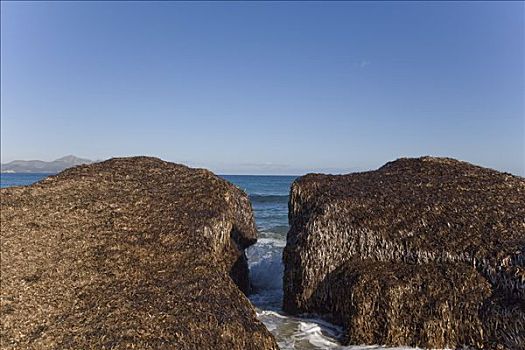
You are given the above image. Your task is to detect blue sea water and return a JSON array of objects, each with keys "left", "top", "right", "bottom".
[
  {"left": 1, "top": 173, "right": 416, "bottom": 350},
  {"left": 223, "top": 175, "right": 294, "bottom": 309},
  {"left": 0, "top": 173, "right": 53, "bottom": 188}
]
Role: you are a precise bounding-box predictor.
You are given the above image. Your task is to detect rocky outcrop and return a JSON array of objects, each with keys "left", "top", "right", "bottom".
[
  {"left": 1, "top": 157, "right": 278, "bottom": 349},
  {"left": 283, "top": 157, "right": 524, "bottom": 349}
]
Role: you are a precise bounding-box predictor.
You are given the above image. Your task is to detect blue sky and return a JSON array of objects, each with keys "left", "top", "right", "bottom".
[{"left": 1, "top": 1, "right": 523, "bottom": 175}]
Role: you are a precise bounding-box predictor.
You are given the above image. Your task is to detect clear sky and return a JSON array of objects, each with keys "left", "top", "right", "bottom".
[{"left": 1, "top": 1, "right": 524, "bottom": 175}]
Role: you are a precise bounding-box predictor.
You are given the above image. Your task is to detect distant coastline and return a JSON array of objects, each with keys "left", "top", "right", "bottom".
[{"left": 1, "top": 155, "right": 92, "bottom": 174}]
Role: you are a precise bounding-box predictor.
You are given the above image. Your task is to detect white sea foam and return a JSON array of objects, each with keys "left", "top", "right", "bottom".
[
  {"left": 253, "top": 237, "right": 287, "bottom": 247},
  {"left": 254, "top": 307, "right": 423, "bottom": 350}
]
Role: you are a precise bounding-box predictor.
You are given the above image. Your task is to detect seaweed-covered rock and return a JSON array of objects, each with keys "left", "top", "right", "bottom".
[
  {"left": 309, "top": 259, "right": 494, "bottom": 348},
  {"left": 283, "top": 156, "right": 525, "bottom": 349},
  {"left": 1, "top": 157, "right": 278, "bottom": 350}
]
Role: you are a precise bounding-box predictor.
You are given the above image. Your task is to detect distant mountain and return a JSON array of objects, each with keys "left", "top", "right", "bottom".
[{"left": 1, "top": 155, "right": 93, "bottom": 173}]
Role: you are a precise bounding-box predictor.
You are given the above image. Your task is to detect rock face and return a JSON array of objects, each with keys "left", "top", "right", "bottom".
[
  {"left": 1, "top": 157, "right": 278, "bottom": 349},
  {"left": 283, "top": 157, "right": 525, "bottom": 349}
]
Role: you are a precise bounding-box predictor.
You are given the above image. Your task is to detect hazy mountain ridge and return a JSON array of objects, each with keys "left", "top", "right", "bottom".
[{"left": 1, "top": 155, "right": 93, "bottom": 173}]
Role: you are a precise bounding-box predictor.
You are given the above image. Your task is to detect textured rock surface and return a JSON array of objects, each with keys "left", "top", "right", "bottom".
[
  {"left": 312, "top": 260, "right": 492, "bottom": 348},
  {"left": 1, "top": 157, "right": 278, "bottom": 350},
  {"left": 283, "top": 157, "right": 525, "bottom": 349}
]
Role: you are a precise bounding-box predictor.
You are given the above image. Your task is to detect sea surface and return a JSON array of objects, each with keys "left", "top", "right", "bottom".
[
  {"left": 1, "top": 173, "right": 416, "bottom": 350},
  {"left": 0, "top": 173, "right": 53, "bottom": 188}
]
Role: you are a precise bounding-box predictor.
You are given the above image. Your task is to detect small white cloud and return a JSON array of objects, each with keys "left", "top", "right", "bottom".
[{"left": 359, "top": 60, "right": 371, "bottom": 68}]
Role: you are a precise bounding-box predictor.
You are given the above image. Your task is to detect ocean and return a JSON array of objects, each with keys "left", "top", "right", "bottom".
[
  {"left": 0, "top": 173, "right": 53, "bottom": 188},
  {"left": 1, "top": 173, "right": 416, "bottom": 350}
]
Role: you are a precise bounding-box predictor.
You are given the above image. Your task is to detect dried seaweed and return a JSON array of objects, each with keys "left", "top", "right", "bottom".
[
  {"left": 283, "top": 156, "right": 525, "bottom": 349},
  {"left": 1, "top": 157, "right": 278, "bottom": 350}
]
